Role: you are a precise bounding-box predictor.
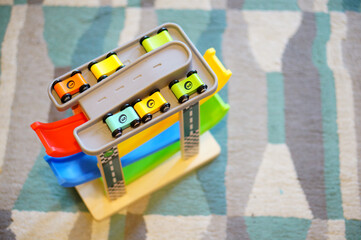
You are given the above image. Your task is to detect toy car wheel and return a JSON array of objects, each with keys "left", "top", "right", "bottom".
[
  {"left": 116, "top": 65, "right": 125, "bottom": 71},
  {"left": 79, "top": 84, "right": 90, "bottom": 93},
  {"left": 160, "top": 103, "right": 171, "bottom": 113},
  {"left": 142, "top": 113, "right": 152, "bottom": 123},
  {"left": 112, "top": 128, "right": 122, "bottom": 138},
  {"left": 106, "top": 51, "right": 117, "bottom": 58},
  {"left": 52, "top": 79, "right": 62, "bottom": 89},
  {"left": 120, "top": 103, "right": 131, "bottom": 111},
  {"left": 187, "top": 70, "right": 198, "bottom": 78},
  {"left": 139, "top": 35, "right": 149, "bottom": 45},
  {"left": 88, "top": 61, "right": 98, "bottom": 71},
  {"left": 97, "top": 75, "right": 107, "bottom": 82},
  {"left": 130, "top": 119, "right": 141, "bottom": 128},
  {"left": 70, "top": 69, "right": 81, "bottom": 77},
  {"left": 197, "top": 84, "right": 208, "bottom": 94},
  {"left": 178, "top": 94, "right": 189, "bottom": 104},
  {"left": 149, "top": 88, "right": 160, "bottom": 96},
  {"left": 157, "top": 27, "right": 168, "bottom": 34},
  {"left": 103, "top": 112, "right": 113, "bottom": 123},
  {"left": 61, "top": 93, "right": 72, "bottom": 103},
  {"left": 169, "top": 79, "right": 179, "bottom": 89},
  {"left": 132, "top": 98, "right": 141, "bottom": 107}
]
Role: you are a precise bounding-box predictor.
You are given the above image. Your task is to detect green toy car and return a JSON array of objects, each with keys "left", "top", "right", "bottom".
[
  {"left": 139, "top": 27, "right": 173, "bottom": 52},
  {"left": 103, "top": 104, "right": 141, "bottom": 138},
  {"left": 169, "top": 70, "right": 207, "bottom": 103}
]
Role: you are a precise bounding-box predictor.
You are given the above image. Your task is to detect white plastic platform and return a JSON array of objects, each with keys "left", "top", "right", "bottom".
[{"left": 75, "top": 131, "right": 220, "bottom": 221}]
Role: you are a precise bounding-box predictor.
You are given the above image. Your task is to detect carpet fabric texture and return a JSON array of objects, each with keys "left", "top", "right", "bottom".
[{"left": 1, "top": 0, "right": 361, "bottom": 239}]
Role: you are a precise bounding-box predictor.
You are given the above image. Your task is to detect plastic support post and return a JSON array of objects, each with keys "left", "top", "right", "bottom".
[
  {"left": 98, "top": 147, "right": 126, "bottom": 200},
  {"left": 180, "top": 102, "right": 200, "bottom": 160}
]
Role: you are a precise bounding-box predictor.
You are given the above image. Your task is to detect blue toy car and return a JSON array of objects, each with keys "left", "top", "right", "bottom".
[{"left": 103, "top": 104, "right": 141, "bottom": 138}]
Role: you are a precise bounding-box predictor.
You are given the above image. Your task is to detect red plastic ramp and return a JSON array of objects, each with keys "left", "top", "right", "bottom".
[{"left": 31, "top": 113, "right": 88, "bottom": 157}]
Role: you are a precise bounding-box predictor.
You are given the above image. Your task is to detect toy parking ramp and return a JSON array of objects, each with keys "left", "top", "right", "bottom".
[
  {"left": 44, "top": 152, "right": 100, "bottom": 187},
  {"left": 44, "top": 93, "right": 229, "bottom": 187},
  {"left": 31, "top": 112, "right": 88, "bottom": 158}
]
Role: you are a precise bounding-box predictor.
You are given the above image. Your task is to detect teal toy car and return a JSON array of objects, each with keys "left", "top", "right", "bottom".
[
  {"left": 139, "top": 27, "right": 173, "bottom": 52},
  {"left": 103, "top": 104, "right": 141, "bottom": 138},
  {"left": 169, "top": 70, "right": 207, "bottom": 103}
]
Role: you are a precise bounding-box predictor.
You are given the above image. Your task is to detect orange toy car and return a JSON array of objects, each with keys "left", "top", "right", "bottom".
[{"left": 52, "top": 70, "right": 90, "bottom": 103}]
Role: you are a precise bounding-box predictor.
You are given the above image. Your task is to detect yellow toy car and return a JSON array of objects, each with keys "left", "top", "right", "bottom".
[
  {"left": 139, "top": 27, "right": 173, "bottom": 52},
  {"left": 88, "top": 51, "right": 124, "bottom": 82},
  {"left": 132, "top": 89, "right": 171, "bottom": 123}
]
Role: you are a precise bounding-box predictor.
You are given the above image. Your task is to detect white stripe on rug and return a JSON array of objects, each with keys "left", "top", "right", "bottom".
[
  {"left": 0, "top": 5, "right": 27, "bottom": 172},
  {"left": 91, "top": 217, "right": 110, "bottom": 240},
  {"left": 118, "top": 7, "right": 141, "bottom": 46},
  {"left": 154, "top": 0, "right": 211, "bottom": 10},
  {"left": 243, "top": 11, "right": 301, "bottom": 72},
  {"left": 10, "top": 210, "right": 79, "bottom": 240},
  {"left": 144, "top": 215, "right": 211, "bottom": 240},
  {"left": 245, "top": 144, "right": 313, "bottom": 219},
  {"left": 327, "top": 12, "right": 361, "bottom": 220}
]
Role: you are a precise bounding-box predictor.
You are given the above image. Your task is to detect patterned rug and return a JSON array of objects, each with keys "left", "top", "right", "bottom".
[{"left": 1, "top": 0, "right": 361, "bottom": 239}]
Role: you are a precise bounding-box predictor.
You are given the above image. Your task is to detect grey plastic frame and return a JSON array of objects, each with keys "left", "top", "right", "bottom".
[{"left": 60, "top": 23, "right": 217, "bottom": 155}]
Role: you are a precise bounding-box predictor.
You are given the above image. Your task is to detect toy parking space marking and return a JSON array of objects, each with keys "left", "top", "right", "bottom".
[
  {"left": 180, "top": 102, "right": 200, "bottom": 160},
  {"left": 98, "top": 147, "right": 126, "bottom": 200}
]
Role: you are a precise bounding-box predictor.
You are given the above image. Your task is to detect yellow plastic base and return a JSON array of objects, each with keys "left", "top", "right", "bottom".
[{"left": 75, "top": 131, "right": 220, "bottom": 221}]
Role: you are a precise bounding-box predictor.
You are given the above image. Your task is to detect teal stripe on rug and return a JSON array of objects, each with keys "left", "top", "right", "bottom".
[
  {"left": 156, "top": 9, "right": 229, "bottom": 215},
  {"left": 43, "top": 6, "right": 98, "bottom": 68},
  {"left": 267, "top": 72, "right": 285, "bottom": 144},
  {"left": 242, "top": 0, "right": 300, "bottom": 11},
  {"left": 156, "top": 9, "right": 210, "bottom": 45},
  {"left": 345, "top": 220, "right": 361, "bottom": 240},
  {"left": 103, "top": 7, "right": 125, "bottom": 52},
  {"left": 127, "top": 0, "right": 141, "bottom": 7},
  {"left": 313, "top": 13, "right": 343, "bottom": 219},
  {"left": 14, "top": 0, "right": 26, "bottom": 4},
  {"left": 245, "top": 216, "right": 311, "bottom": 240},
  {"left": 145, "top": 173, "right": 211, "bottom": 215},
  {"left": 14, "top": 149, "right": 87, "bottom": 212},
  {"left": 72, "top": 6, "right": 113, "bottom": 68},
  {"left": 328, "top": 0, "right": 361, "bottom": 12},
  {"left": 108, "top": 214, "right": 126, "bottom": 240},
  {"left": 143, "top": 9, "right": 213, "bottom": 216},
  {"left": 0, "top": 6, "right": 11, "bottom": 77},
  {"left": 196, "top": 9, "right": 228, "bottom": 215}
]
